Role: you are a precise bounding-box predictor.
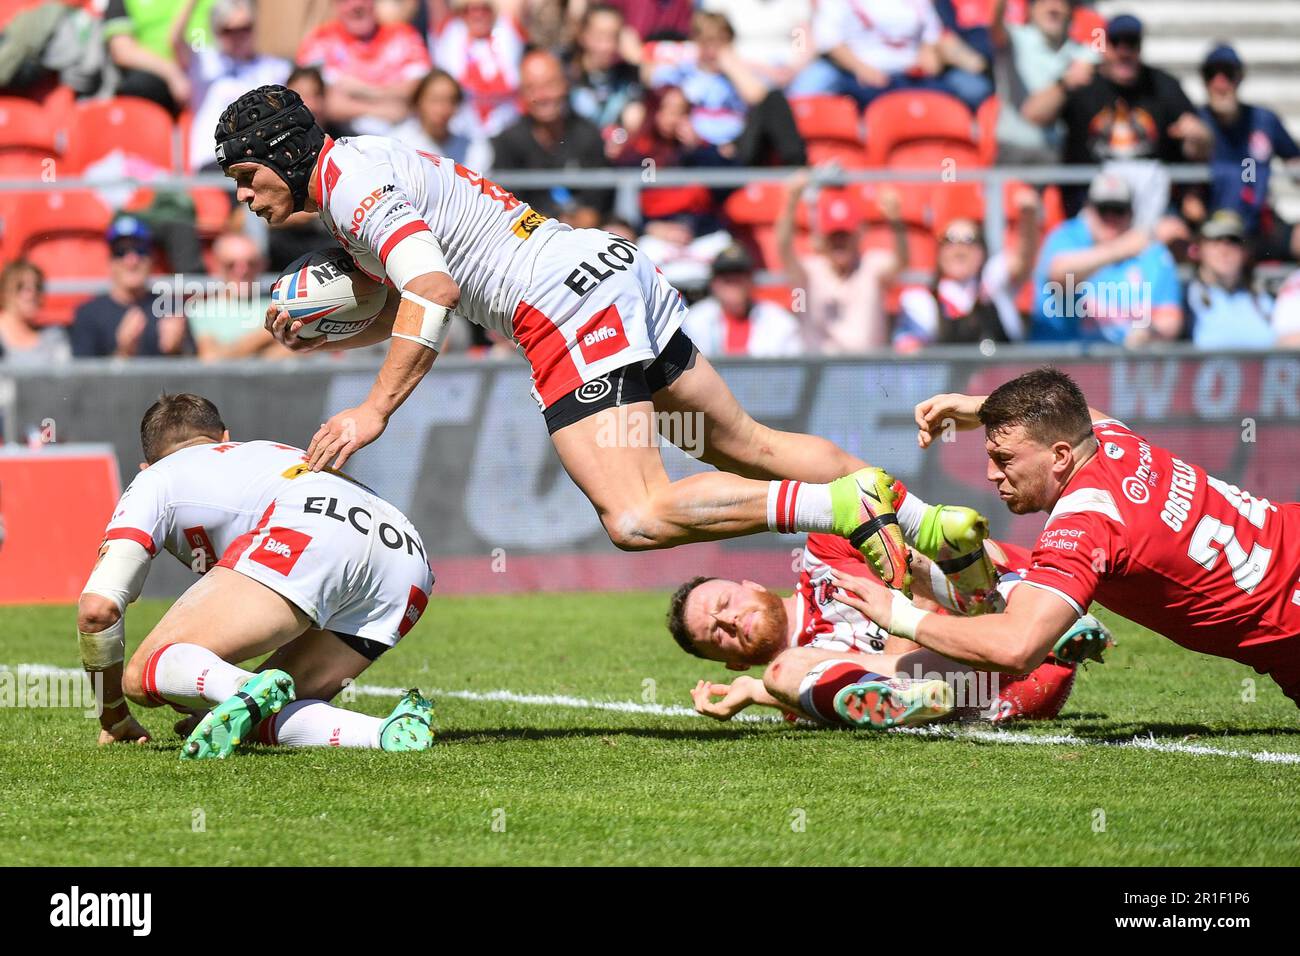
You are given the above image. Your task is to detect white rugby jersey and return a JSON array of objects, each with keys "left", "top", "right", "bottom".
[
  {"left": 313, "top": 134, "right": 562, "bottom": 338},
  {"left": 104, "top": 440, "right": 356, "bottom": 572}
]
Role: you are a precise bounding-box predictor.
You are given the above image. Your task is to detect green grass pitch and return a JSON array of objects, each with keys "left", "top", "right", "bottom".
[{"left": 1, "top": 594, "right": 1298, "bottom": 866}]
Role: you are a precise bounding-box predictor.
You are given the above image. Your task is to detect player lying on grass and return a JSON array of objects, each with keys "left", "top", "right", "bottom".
[
  {"left": 76, "top": 393, "right": 436, "bottom": 759},
  {"left": 834, "top": 366, "right": 1300, "bottom": 710},
  {"left": 668, "top": 532, "right": 1110, "bottom": 728},
  {"left": 217, "top": 83, "right": 990, "bottom": 601}
]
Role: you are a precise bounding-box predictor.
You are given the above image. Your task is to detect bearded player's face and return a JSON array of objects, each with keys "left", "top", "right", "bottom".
[
  {"left": 985, "top": 425, "right": 1057, "bottom": 514},
  {"left": 228, "top": 162, "right": 295, "bottom": 225},
  {"left": 684, "top": 579, "right": 787, "bottom": 669}
]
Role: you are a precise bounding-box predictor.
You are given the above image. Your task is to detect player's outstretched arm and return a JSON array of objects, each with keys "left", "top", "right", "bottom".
[
  {"left": 915, "top": 392, "right": 1114, "bottom": 448},
  {"left": 831, "top": 569, "right": 1077, "bottom": 673},
  {"left": 77, "top": 540, "right": 154, "bottom": 744},
  {"left": 307, "top": 270, "right": 458, "bottom": 471}
]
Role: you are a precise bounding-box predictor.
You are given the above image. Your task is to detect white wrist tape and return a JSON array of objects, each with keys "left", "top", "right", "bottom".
[
  {"left": 394, "top": 289, "right": 452, "bottom": 351},
  {"left": 79, "top": 615, "right": 126, "bottom": 671},
  {"left": 887, "top": 590, "right": 930, "bottom": 640}
]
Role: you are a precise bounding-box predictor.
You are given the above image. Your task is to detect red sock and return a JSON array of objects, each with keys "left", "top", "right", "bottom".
[{"left": 798, "top": 659, "right": 886, "bottom": 724}]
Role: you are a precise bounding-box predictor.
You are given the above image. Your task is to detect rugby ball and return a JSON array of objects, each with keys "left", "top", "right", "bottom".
[{"left": 270, "top": 247, "right": 388, "bottom": 341}]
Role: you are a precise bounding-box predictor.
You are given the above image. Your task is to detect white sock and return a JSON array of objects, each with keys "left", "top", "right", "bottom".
[
  {"left": 142, "top": 643, "right": 253, "bottom": 708},
  {"left": 895, "top": 484, "right": 930, "bottom": 544},
  {"left": 767, "top": 480, "right": 835, "bottom": 534},
  {"left": 261, "top": 699, "right": 382, "bottom": 748}
]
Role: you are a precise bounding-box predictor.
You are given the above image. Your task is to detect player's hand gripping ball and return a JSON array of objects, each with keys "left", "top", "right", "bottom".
[{"left": 269, "top": 247, "right": 388, "bottom": 343}]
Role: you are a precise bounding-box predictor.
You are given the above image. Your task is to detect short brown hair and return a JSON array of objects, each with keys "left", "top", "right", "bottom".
[
  {"left": 979, "top": 367, "right": 1093, "bottom": 447},
  {"left": 666, "top": 576, "right": 714, "bottom": 658},
  {"left": 140, "top": 393, "right": 226, "bottom": 463}
]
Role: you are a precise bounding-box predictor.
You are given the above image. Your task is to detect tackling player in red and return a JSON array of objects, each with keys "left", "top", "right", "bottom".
[
  {"left": 214, "top": 84, "right": 995, "bottom": 603},
  {"left": 834, "top": 366, "right": 1300, "bottom": 710}
]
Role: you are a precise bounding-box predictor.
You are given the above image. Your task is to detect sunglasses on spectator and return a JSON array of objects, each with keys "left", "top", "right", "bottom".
[
  {"left": 942, "top": 228, "right": 980, "bottom": 245},
  {"left": 1093, "top": 202, "right": 1132, "bottom": 218},
  {"left": 110, "top": 240, "right": 152, "bottom": 258},
  {"left": 1110, "top": 35, "right": 1141, "bottom": 51},
  {"left": 1209, "top": 234, "right": 1246, "bottom": 246},
  {"left": 1201, "top": 65, "right": 1241, "bottom": 84},
  {"left": 218, "top": 22, "right": 254, "bottom": 36}
]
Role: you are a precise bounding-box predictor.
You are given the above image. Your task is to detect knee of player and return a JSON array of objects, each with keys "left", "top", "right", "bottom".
[
  {"left": 121, "top": 658, "right": 149, "bottom": 706},
  {"left": 76, "top": 593, "right": 120, "bottom": 635}
]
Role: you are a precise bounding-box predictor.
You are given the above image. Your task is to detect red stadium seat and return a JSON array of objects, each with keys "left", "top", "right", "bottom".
[
  {"left": 723, "top": 182, "right": 786, "bottom": 226},
  {"left": 975, "top": 95, "right": 1000, "bottom": 166},
  {"left": 6, "top": 190, "right": 114, "bottom": 324},
  {"left": 790, "top": 96, "right": 867, "bottom": 169},
  {"left": 0, "top": 97, "right": 60, "bottom": 178},
  {"left": 834, "top": 183, "right": 938, "bottom": 273},
  {"left": 863, "top": 91, "right": 983, "bottom": 169},
  {"left": 63, "top": 97, "right": 177, "bottom": 173},
  {"left": 1070, "top": 8, "right": 1107, "bottom": 47}
]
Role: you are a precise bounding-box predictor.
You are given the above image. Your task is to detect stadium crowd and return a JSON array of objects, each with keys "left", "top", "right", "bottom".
[{"left": 2, "top": 0, "right": 1300, "bottom": 364}]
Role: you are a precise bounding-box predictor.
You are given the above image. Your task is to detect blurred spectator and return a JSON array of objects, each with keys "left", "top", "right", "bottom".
[
  {"left": 699, "top": 0, "right": 813, "bottom": 88},
  {"left": 1269, "top": 270, "right": 1300, "bottom": 348},
  {"left": 935, "top": 0, "right": 995, "bottom": 106},
  {"left": 185, "top": 233, "right": 286, "bottom": 360},
  {"left": 1197, "top": 44, "right": 1300, "bottom": 263},
  {"left": 605, "top": 0, "right": 692, "bottom": 42},
  {"left": 896, "top": 189, "right": 1041, "bottom": 349},
  {"left": 1058, "top": 14, "right": 1210, "bottom": 215},
  {"left": 394, "top": 69, "right": 492, "bottom": 170},
  {"left": 432, "top": 0, "right": 526, "bottom": 141},
  {"left": 0, "top": 261, "right": 69, "bottom": 367},
  {"left": 991, "top": 0, "right": 1098, "bottom": 164},
  {"left": 286, "top": 64, "right": 354, "bottom": 138},
  {"left": 104, "top": 0, "right": 214, "bottom": 114},
  {"left": 787, "top": 0, "right": 990, "bottom": 111},
  {"left": 70, "top": 215, "right": 189, "bottom": 358},
  {"left": 776, "top": 172, "right": 906, "bottom": 353},
  {"left": 569, "top": 4, "right": 642, "bottom": 133},
  {"left": 490, "top": 50, "right": 611, "bottom": 225},
  {"left": 1185, "top": 210, "right": 1275, "bottom": 351},
  {"left": 1032, "top": 172, "right": 1183, "bottom": 346},
  {"left": 296, "top": 0, "right": 430, "bottom": 136},
  {"left": 682, "top": 245, "right": 803, "bottom": 357},
  {"left": 174, "top": 0, "right": 291, "bottom": 173},
  {"left": 646, "top": 12, "right": 805, "bottom": 168}
]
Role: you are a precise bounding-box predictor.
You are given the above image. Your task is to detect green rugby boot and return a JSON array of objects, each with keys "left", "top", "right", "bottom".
[
  {"left": 379, "top": 689, "right": 436, "bottom": 752},
  {"left": 829, "top": 467, "right": 912, "bottom": 595},
  {"left": 833, "top": 677, "right": 954, "bottom": 730},
  {"left": 915, "top": 504, "right": 998, "bottom": 614},
  {"left": 181, "top": 669, "right": 295, "bottom": 760}
]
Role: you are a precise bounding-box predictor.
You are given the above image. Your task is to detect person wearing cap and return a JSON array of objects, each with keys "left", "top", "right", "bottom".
[
  {"left": 682, "top": 244, "right": 803, "bottom": 357},
  {"left": 990, "top": 0, "right": 1099, "bottom": 165},
  {"left": 1185, "top": 209, "right": 1276, "bottom": 351},
  {"left": 776, "top": 171, "right": 906, "bottom": 353},
  {"left": 895, "top": 188, "right": 1041, "bottom": 350},
  {"left": 70, "top": 216, "right": 190, "bottom": 359},
  {"left": 1057, "top": 13, "right": 1210, "bottom": 214},
  {"left": 1196, "top": 43, "right": 1300, "bottom": 263},
  {"left": 1031, "top": 171, "right": 1183, "bottom": 345}
]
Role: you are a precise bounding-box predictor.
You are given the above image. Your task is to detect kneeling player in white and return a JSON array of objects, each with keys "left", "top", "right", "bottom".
[{"left": 76, "top": 394, "right": 435, "bottom": 758}]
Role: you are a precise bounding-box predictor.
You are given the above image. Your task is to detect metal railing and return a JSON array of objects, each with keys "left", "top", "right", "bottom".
[{"left": 0, "top": 162, "right": 1214, "bottom": 293}]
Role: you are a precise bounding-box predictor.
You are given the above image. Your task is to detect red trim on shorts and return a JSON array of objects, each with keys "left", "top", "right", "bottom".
[
  {"left": 141, "top": 642, "right": 175, "bottom": 707},
  {"left": 217, "top": 502, "right": 276, "bottom": 570},
  {"left": 257, "top": 712, "right": 279, "bottom": 746},
  {"left": 105, "top": 527, "right": 156, "bottom": 555},
  {"left": 378, "top": 220, "right": 431, "bottom": 265},
  {"left": 511, "top": 299, "right": 584, "bottom": 407}
]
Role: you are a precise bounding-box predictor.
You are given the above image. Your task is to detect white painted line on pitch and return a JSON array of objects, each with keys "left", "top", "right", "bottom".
[{"left": 10, "top": 663, "right": 1300, "bottom": 764}]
